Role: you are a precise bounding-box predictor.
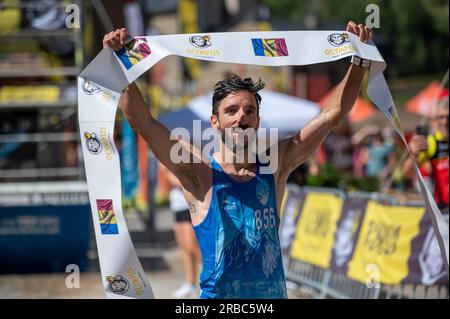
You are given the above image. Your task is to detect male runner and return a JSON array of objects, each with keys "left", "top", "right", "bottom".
[{"left": 103, "top": 21, "right": 373, "bottom": 298}]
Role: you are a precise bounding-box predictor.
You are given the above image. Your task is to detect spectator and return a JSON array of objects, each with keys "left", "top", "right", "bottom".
[
  {"left": 404, "top": 97, "right": 449, "bottom": 207},
  {"left": 164, "top": 167, "right": 201, "bottom": 298},
  {"left": 364, "top": 127, "right": 396, "bottom": 179},
  {"left": 324, "top": 119, "right": 354, "bottom": 176},
  {"left": 351, "top": 125, "right": 396, "bottom": 180}
]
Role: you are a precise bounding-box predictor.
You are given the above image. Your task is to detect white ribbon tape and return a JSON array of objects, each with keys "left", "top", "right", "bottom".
[{"left": 78, "top": 31, "right": 448, "bottom": 298}]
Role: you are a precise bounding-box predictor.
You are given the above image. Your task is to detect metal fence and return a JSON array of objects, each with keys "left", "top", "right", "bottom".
[{"left": 285, "top": 257, "right": 448, "bottom": 299}]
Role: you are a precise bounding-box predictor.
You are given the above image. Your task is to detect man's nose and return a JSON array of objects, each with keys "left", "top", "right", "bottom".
[{"left": 237, "top": 109, "right": 248, "bottom": 124}]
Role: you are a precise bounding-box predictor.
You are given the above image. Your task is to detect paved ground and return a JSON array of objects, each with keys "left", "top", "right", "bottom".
[{"left": 0, "top": 247, "right": 195, "bottom": 299}]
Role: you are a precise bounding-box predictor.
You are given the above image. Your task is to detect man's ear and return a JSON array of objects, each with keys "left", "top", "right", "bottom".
[{"left": 210, "top": 114, "right": 219, "bottom": 129}]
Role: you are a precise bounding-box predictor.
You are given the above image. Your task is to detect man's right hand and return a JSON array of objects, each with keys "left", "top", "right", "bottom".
[
  {"left": 103, "top": 28, "right": 130, "bottom": 50},
  {"left": 409, "top": 134, "right": 428, "bottom": 157}
]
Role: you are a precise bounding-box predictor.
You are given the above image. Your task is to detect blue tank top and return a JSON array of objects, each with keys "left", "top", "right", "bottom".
[{"left": 193, "top": 154, "right": 287, "bottom": 299}]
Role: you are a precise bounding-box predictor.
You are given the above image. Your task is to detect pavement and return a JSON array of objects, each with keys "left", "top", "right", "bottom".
[
  {"left": 0, "top": 206, "right": 311, "bottom": 299},
  {"left": 0, "top": 247, "right": 195, "bottom": 299}
]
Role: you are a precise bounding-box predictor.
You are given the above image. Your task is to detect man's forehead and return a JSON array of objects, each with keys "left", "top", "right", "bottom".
[{"left": 221, "top": 91, "right": 257, "bottom": 105}]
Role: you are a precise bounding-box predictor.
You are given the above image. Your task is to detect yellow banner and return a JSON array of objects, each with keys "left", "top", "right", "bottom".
[
  {"left": 347, "top": 201, "right": 425, "bottom": 285},
  {"left": 178, "top": 0, "right": 201, "bottom": 80},
  {"left": 0, "top": 86, "right": 60, "bottom": 104},
  {"left": 0, "top": 0, "right": 21, "bottom": 31},
  {"left": 290, "top": 192, "right": 343, "bottom": 268}
]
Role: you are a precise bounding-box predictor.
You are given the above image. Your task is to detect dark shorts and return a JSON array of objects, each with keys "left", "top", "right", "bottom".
[{"left": 175, "top": 209, "right": 191, "bottom": 223}]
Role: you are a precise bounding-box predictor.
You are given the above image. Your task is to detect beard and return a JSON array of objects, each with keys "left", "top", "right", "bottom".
[{"left": 219, "top": 125, "right": 258, "bottom": 152}]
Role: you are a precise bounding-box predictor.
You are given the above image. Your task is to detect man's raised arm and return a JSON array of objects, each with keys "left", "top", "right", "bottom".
[
  {"left": 103, "top": 28, "right": 200, "bottom": 183},
  {"left": 277, "top": 21, "right": 373, "bottom": 177}
]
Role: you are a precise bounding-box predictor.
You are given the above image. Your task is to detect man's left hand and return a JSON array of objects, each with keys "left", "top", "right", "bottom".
[{"left": 346, "top": 21, "right": 373, "bottom": 43}]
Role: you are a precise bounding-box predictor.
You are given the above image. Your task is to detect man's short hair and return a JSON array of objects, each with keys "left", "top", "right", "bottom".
[{"left": 212, "top": 74, "right": 265, "bottom": 116}]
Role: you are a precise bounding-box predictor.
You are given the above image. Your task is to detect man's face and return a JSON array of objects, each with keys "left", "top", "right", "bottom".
[
  {"left": 433, "top": 105, "right": 449, "bottom": 139},
  {"left": 211, "top": 90, "right": 260, "bottom": 149}
]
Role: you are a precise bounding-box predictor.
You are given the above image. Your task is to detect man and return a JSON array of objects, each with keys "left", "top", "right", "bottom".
[
  {"left": 406, "top": 98, "right": 449, "bottom": 207},
  {"left": 103, "top": 21, "right": 373, "bottom": 298}
]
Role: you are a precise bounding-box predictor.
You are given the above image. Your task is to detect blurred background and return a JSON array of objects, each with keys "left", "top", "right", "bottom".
[{"left": 0, "top": 0, "right": 448, "bottom": 299}]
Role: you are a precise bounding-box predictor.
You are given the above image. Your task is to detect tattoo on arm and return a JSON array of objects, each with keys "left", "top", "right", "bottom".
[{"left": 188, "top": 202, "right": 197, "bottom": 214}]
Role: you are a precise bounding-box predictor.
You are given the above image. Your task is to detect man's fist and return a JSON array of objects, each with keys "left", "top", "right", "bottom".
[
  {"left": 103, "top": 28, "right": 130, "bottom": 50},
  {"left": 346, "top": 21, "right": 373, "bottom": 43}
]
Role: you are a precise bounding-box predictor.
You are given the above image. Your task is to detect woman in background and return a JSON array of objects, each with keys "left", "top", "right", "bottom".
[{"left": 165, "top": 167, "right": 202, "bottom": 298}]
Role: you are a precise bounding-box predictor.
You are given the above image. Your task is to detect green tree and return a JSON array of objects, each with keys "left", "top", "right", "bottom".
[{"left": 263, "top": 0, "right": 449, "bottom": 76}]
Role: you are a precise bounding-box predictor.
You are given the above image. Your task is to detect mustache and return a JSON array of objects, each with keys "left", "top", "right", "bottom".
[
  {"left": 234, "top": 124, "right": 250, "bottom": 131},
  {"left": 221, "top": 125, "right": 255, "bottom": 135}
]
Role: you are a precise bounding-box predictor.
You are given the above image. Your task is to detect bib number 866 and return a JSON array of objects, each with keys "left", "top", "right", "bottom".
[{"left": 255, "top": 208, "right": 276, "bottom": 230}]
